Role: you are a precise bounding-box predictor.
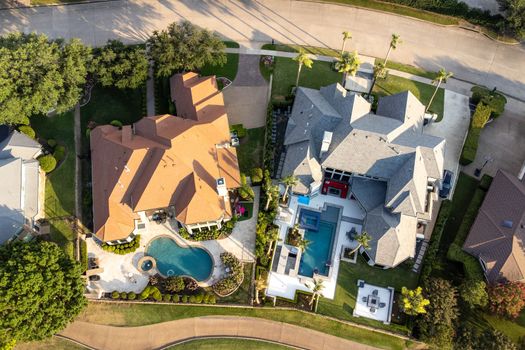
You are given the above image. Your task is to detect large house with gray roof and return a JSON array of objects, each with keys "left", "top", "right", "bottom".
[
  {"left": 0, "top": 127, "right": 43, "bottom": 244},
  {"left": 280, "top": 84, "right": 445, "bottom": 268}
]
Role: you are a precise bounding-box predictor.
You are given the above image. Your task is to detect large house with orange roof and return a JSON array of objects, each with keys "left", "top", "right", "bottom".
[{"left": 90, "top": 73, "right": 241, "bottom": 244}]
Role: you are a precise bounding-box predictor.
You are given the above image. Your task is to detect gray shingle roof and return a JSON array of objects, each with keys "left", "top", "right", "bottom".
[{"left": 376, "top": 91, "right": 425, "bottom": 124}]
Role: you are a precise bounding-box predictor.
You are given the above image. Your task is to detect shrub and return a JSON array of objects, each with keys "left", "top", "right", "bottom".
[
  {"left": 172, "top": 294, "right": 180, "bottom": 303},
  {"left": 120, "top": 292, "right": 127, "bottom": 300},
  {"left": 471, "top": 86, "right": 507, "bottom": 119},
  {"left": 162, "top": 294, "right": 172, "bottom": 302},
  {"left": 182, "top": 295, "right": 188, "bottom": 303},
  {"left": 111, "top": 291, "right": 120, "bottom": 299},
  {"left": 127, "top": 292, "right": 136, "bottom": 300},
  {"left": 189, "top": 295, "right": 196, "bottom": 303},
  {"left": 101, "top": 235, "right": 141, "bottom": 255},
  {"left": 18, "top": 125, "right": 35, "bottom": 139},
  {"left": 195, "top": 293, "right": 204, "bottom": 304},
  {"left": 230, "top": 124, "right": 247, "bottom": 138},
  {"left": 471, "top": 102, "right": 492, "bottom": 129},
  {"left": 110, "top": 120, "right": 123, "bottom": 128},
  {"left": 184, "top": 278, "right": 199, "bottom": 291},
  {"left": 53, "top": 145, "right": 66, "bottom": 162},
  {"left": 459, "top": 127, "right": 481, "bottom": 165},
  {"left": 38, "top": 155, "right": 57, "bottom": 173},
  {"left": 47, "top": 139, "right": 57, "bottom": 148},
  {"left": 250, "top": 167, "right": 263, "bottom": 184},
  {"left": 212, "top": 253, "right": 244, "bottom": 296},
  {"left": 79, "top": 240, "right": 88, "bottom": 273},
  {"left": 208, "top": 295, "right": 217, "bottom": 304},
  {"left": 488, "top": 282, "right": 525, "bottom": 318},
  {"left": 164, "top": 276, "right": 185, "bottom": 293},
  {"left": 479, "top": 174, "right": 493, "bottom": 191}
]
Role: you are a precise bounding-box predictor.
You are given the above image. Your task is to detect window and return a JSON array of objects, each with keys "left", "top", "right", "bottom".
[
  {"left": 341, "top": 175, "right": 350, "bottom": 182},
  {"left": 332, "top": 173, "right": 341, "bottom": 180}
]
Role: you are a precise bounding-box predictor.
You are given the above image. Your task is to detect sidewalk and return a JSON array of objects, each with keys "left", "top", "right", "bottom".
[{"left": 60, "top": 316, "right": 381, "bottom": 350}]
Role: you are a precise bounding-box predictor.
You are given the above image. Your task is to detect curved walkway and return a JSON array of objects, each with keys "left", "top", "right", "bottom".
[{"left": 59, "top": 316, "right": 381, "bottom": 350}]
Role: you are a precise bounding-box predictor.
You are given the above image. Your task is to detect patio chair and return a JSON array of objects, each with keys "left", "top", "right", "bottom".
[
  {"left": 379, "top": 302, "right": 386, "bottom": 308},
  {"left": 362, "top": 296, "right": 368, "bottom": 302},
  {"left": 372, "top": 289, "right": 379, "bottom": 296}
]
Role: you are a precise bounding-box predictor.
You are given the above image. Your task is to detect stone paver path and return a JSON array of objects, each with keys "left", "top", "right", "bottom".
[{"left": 60, "top": 316, "right": 381, "bottom": 350}]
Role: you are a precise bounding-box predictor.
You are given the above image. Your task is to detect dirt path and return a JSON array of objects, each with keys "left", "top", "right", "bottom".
[{"left": 60, "top": 316, "right": 381, "bottom": 350}]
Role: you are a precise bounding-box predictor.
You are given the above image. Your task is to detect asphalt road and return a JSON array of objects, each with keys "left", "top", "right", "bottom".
[{"left": 1, "top": 0, "right": 525, "bottom": 100}]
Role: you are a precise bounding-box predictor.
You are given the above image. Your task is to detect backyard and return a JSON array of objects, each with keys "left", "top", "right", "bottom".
[
  {"left": 236, "top": 127, "right": 265, "bottom": 173},
  {"left": 78, "top": 302, "right": 416, "bottom": 350},
  {"left": 31, "top": 112, "right": 76, "bottom": 258},
  {"left": 318, "top": 257, "right": 418, "bottom": 334}
]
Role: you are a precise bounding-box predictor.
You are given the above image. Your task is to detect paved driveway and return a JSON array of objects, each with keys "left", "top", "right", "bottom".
[
  {"left": 223, "top": 55, "right": 269, "bottom": 128},
  {"left": 1, "top": 0, "right": 525, "bottom": 100},
  {"left": 60, "top": 317, "right": 383, "bottom": 350}
]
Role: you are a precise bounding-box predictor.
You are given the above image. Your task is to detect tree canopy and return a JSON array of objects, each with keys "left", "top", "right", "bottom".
[
  {"left": 148, "top": 21, "right": 226, "bottom": 78},
  {"left": 92, "top": 40, "right": 148, "bottom": 89},
  {"left": 0, "top": 241, "right": 86, "bottom": 349},
  {"left": 0, "top": 33, "right": 91, "bottom": 125},
  {"left": 400, "top": 286, "right": 430, "bottom": 316},
  {"left": 498, "top": 0, "right": 525, "bottom": 39},
  {"left": 459, "top": 279, "right": 488, "bottom": 309},
  {"left": 488, "top": 281, "right": 525, "bottom": 318}
]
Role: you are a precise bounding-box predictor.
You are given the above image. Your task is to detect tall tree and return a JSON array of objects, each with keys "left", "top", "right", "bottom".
[
  {"left": 498, "top": 0, "right": 525, "bottom": 39},
  {"left": 335, "top": 51, "right": 361, "bottom": 87},
  {"left": 148, "top": 20, "right": 226, "bottom": 78},
  {"left": 350, "top": 232, "right": 372, "bottom": 255},
  {"left": 384, "top": 33, "right": 401, "bottom": 66},
  {"left": 0, "top": 242, "right": 86, "bottom": 349},
  {"left": 264, "top": 181, "right": 280, "bottom": 211},
  {"left": 0, "top": 33, "right": 91, "bottom": 124},
  {"left": 488, "top": 281, "right": 525, "bottom": 319},
  {"left": 308, "top": 278, "right": 325, "bottom": 306},
  {"left": 254, "top": 274, "right": 268, "bottom": 304},
  {"left": 340, "top": 31, "right": 352, "bottom": 55},
  {"left": 426, "top": 68, "right": 453, "bottom": 113},
  {"left": 400, "top": 286, "right": 430, "bottom": 316},
  {"left": 92, "top": 40, "right": 148, "bottom": 89},
  {"left": 281, "top": 174, "right": 298, "bottom": 203},
  {"left": 368, "top": 61, "right": 387, "bottom": 96},
  {"left": 293, "top": 49, "right": 313, "bottom": 88},
  {"left": 459, "top": 279, "right": 488, "bottom": 309}
]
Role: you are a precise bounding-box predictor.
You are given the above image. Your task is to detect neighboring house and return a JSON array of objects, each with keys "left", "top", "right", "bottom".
[
  {"left": 0, "top": 126, "right": 43, "bottom": 244},
  {"left": 90, "top": 73, "right": 241, "bottom": 244},
  {"left": 463, "top": 169, "right": 525, "bottom": 284},
  {"left": 280, "top": 84, "right": 445, "bottom": 268}
]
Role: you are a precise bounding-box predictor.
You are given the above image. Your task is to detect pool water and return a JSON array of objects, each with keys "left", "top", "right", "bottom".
[
  {"left": 299, "top": 220, "right": 336, "bottom": 277},
  {"left": 146, "top": 237, "right": 213, "bottom": 281}
]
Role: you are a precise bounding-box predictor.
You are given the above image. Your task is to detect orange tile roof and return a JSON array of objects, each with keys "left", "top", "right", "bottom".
[{"left": 91, "top": 73, "right": 241, "bottom": 242}]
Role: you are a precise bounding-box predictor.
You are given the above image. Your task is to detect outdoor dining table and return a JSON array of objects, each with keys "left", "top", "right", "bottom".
[{"left": 366, "top": 295, "right": 380, "bottom": 308}]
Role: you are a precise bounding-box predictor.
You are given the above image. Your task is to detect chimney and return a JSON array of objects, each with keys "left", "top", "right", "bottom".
[
  {"left": 518, "top": 160, "right": 525, "bottom": 181},
  {"left": 216, "top": 177, "right": 227, "bottom": 197},
  {"left": 319, "top": 131, "right": 333, "bottom": 159},
  {"left": 122, "top": 125, "right": 132, "bottom": 144}
]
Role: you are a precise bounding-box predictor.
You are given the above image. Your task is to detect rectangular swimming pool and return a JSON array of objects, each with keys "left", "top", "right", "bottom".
[
  {"left": 298, "top": 208, "right": 320, "bottom": 231},
  {"left": 298, "top": 220, "right": 337, "bottom": 277}
]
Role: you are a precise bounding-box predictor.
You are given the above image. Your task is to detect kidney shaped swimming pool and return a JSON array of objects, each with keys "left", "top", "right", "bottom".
[{"left": 146, "top": 237, "right": 213, "bottom": 282}]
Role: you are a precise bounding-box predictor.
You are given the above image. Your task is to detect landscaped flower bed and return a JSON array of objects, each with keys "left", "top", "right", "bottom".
[
  {"left": 212, "top": 253, "right": 244, "bottom": 297},
  {"left": 178, "top": 218, "right": 237, "bottom": 241},
  {"left": 101, "top": 235, "right": 141, "bottom": 255}
]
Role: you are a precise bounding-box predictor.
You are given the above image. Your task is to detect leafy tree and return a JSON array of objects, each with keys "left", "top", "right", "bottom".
[
  {"left": 164, "top": 276, "right": 185, "bottom": 293},
  {"left": 18, "top": 126, "right": 35, "bottom": 139},
  {"left": 293, "top": 49, "right": 313, "bottom": 88},
  {"left": 480, "top": 328, "right": 517, "bottom": 350},
  {"left": 416, "top": 278, "right": 458, "bottom": 350},
  {"left": 335, "top": 51, "right": 361, "bottom": 87},
  {"left": 38, "top": 154, "right": 57, "bottom": 173},
  {"left": 0, "top": 33, "right": 91, "bottom": 124},
  {"left": 488, "top": 281, "right": 525, "bottom": 318},
  {"left": 471, "top": 102, "right": 492, "bottom": 129},
  {"left": 0, "top": 242, "right": 86, "bottom": 349},
  {"left": 340, "top": 31, "right": 352, "bottom": 55},
  {"left": 426, "top": 68, "right": 453, "bottom": 113},
  {"left": 384, "top": 33, "right": 401, "bottom": 66},
  {"left": 250, "top": 167, "right": 263, "bottom": 184},
  {"left": 459, "top": 279, "right": 488, "bottom": 308},
  {"left": 400, "top": 286, "right": 430, "bottom": 316},
  {"left": 498, "top": 0, "right": 525, "bottom": 39},
  {"left": 92, "top": 40, "right": 148, "bottom": 89},
  {"left": 148, "top": 21, "right": 226, "bottom": 78},
  {"left": 238, "top": 173, "right": 255, "bottom": 200},
  {"left": 263, "top": 172, "right": 280, "bottom": 211},
  {"left": 368, "top": 61, "right": 387, "bottom": 96},
  {"left": 281, "top": 174, "right": 298, "bottom": 203}
]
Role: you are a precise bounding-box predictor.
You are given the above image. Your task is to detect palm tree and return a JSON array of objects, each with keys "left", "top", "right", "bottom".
[
  {"left": 307, "top": 278, "right": 325, "bottom": 306},
  {"left": 335, "top": 51, "right": 361, "bottom": 88},
  {"left": 293, "top": 49, "right": 313, "bottom": 89},
  {"left": 384, "top": 33, "right": 401, "bottom": 66},
  {"left": 426, "top": 68, "right": 453, "bottom": 112},
  {"left": 254, "top": 274, "right": 268, "bottom": 304},
  {"left": 341, "top": 31, "right": 352, "bottom": 55},
  {"left": 281, "top": 174, "right": 298, "bottom": 203},
  {"left": 350, "top": 231, "right": 372, "bottom": 255},
  {"left": 296, "top": 237, "right": 311, "bottom": 252},
  {"left": 368, "top": 62, "right": 387, "bottom": 96},
  {"left": 264, "top": 183, "right": 280, "bottom": 211}
]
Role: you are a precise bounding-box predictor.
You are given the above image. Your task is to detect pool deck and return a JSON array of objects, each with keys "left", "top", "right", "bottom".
[
  {"left": 85, "top": 187, "right": 258, "bottom": 296},
  {"left": 267, "top": 193, "right": 365, "bottom": 300}
]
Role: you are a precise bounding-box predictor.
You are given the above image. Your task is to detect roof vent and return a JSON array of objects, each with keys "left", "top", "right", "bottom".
[{"left": 501, "top": 220, "right": 513, "bottom": 228}]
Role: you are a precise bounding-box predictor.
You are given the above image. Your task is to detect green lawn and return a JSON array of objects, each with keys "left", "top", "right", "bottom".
[
  {"left": 375, "top": 59, "right": 437, "bottom": 80},
  {"left": 237, "top": 127, "right": 265, "bottom": 173},
  {"left": 200, "top": 53, "right": 239, "bottom": 82},
  {"left": 78, "top": 303, "right": 415, "bottom": 350},
  {"left": 483, "top": 311, "right": 525, "bottom": 343},
  {"left": 31, "top": 112, "right": 76, "bottom": 257},
  {"left": 271, "top": 57, "right": 342, "bottom": 102},
  {"left": 318, "top": 258, "right": 418, "bottom": 334},
  {"left": 373, "top": 75, "right": 444, "bottom": 121},
  {"left": 168, "top": 338, "right": 291, "bottom": 349},
  {"left": 16, "top": 337, "right": 86, "bottom": 350},
  {"left": 261, "top": 43, "right": 339, "bottom": 57}
]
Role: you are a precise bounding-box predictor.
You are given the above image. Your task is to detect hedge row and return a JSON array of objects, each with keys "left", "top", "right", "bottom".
[
  {"left": 110, "top": 290, "right": 217, "bottom": 304},
  {"left": 80, "top": 239, "right": 88, "bottom": 273},
  {"left": 471, "top": 86, "right": 507, "bottom": 119},
  {"left": 459, "top": 127, "right": 481, "bottom": 165},
  {"left": 419, "top": 200, "right": 452, "bottom": 283},
  {"left": 102, "top": 235, "right": 141, "bottom": 255}
]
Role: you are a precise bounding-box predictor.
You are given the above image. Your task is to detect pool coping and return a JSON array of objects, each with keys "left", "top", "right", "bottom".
[{"left": 144, "top": 234, "right": 217, "bottom": 286}]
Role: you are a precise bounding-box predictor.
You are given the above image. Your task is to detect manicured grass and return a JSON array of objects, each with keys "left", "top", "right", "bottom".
[
  {"left": 321, "top": 0, "right": 458, "bottom": 25},
  {"left": 237, "top": 127, "right": 265, "bottom": 173},
  {"left": 262, "top": 44, "right": 339, "bottom": 57},
  {"left": 16, "top": 337, "right": 87, "bottom": 350},
  {"left": 168, "top": 338, "right": 291, "bottom": 349},
  {"left": 318, "top": 258, "right": 418, "bottom": 334},
  {"left": 272, "top": 57, "right": 342, "bottom": 102},
  {"left": 483, "top": 310, "right": 525, "bottom": 343},
  {"left": 373, "top": 75, "right": 444, "bottom": 121},
  {"left": 375, "top": 59, "right": 437, "bottom": 80},
  {"left": 200, "top": 53, "right": 239, "bottom": 82},
  {"left": 78, "top": 303, "right": 415, "bottom": 350},
  {"left": 31, "top": 112, "right": 76, "bottom": 257}
]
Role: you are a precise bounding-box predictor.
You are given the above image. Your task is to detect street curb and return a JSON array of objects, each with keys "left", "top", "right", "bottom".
[{"left": 0, "top": 0, "right": 118, "bottom": 10}]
